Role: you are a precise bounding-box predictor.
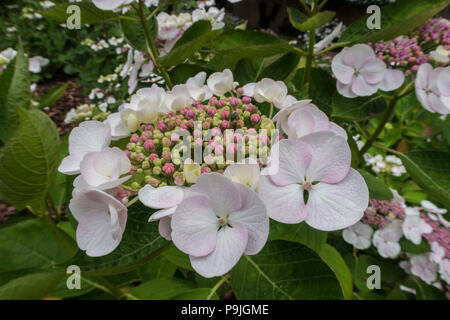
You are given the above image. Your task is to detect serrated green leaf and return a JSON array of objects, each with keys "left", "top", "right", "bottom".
[
  {"left": 358, "top": 170, "right": 393, "bottom": 200},
  {"left": 339, "top": 0, "right": 449, "bottom": 45},
  {"left": 42, "top": 3, "right": 119, "bottom": 24},
  {"left": 231, "top": 240, "right": 343, "bottom": 299},
  {"left": 120, "top": 10, "right": 157, "bottom": 52},
  {"left": 0, "top": 108, "right": 60, "bottom": 213},
  {"left": 332, "top": 93, "right": 387, "bottom": 121},
  {"left": 0, "top": 43, "right": 30, "bottom": 142},
  {"left": 398, "top": 151, "right": 450, "bottom": 207},
  {"left": 39, "top": 83, "right": 68, "bottom": 109}
]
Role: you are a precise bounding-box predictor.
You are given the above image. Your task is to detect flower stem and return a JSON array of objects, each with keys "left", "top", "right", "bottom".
[
  {"left": 358, "top": 93, "right": 400, "bottom": 159},
  {"left": 302, "top": 30, "right": 316, "bottom": 87},
  {"left": 207, "top": 274, "right": 230, "bottom": 300},
  {"left": 137, "top": 0, "right": 173, "bottom": 89},
  {"left": 269, "top": 103, "right": 274, "bottom": 119}
]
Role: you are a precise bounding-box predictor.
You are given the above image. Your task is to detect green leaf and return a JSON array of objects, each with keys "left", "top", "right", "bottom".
[
  {"left": 399, "top": 238, "right": 431, "bottom": 254},
  {"left": 169, "top": 64, "right": 213, "bottom": 85},
  {"left": 162, "top": 245, "right": 194, "bottom": 271},
  {"left": 315, "top": 244, "right": 353, "bottom": 300},
  {"left": 259, "top": 51, "right": 302, "bottom": 82},
  {"left": 172, "top": 288, "right": 219, "bottom": 300},
  {"left": 138, "top": 255, "right": 177, "bottom": 281},
  {"left": 159, "top": 20, "right": 218, "bottom": 67},
  {"left": 0, "top": 269, "right": 65, "bottom": 300},
  {"left": 288, "top": 8, "right": 335, "bottom": 31},
  {"left": 0, "top": 219, "right": 74, "bottom": 286},
  {"left": 358, "top": 169, "right": 393, "bottom": 200},
  {"left": 42, "top": 3, "right": 119, "bottom": 24},
  {"left": 120, "top": 11, "right": 157, "bottom": 52},
  {"left": 332, "top": 93, "right": 387, "bottom": 121},
  {"left": 48, "top": 274, "right": 96, "bottom": 298},
  {"left": 269, "top": 220, "right": 327, "bottom": 252},
  {"left": 66, "top": 202, "right": 169, "bottom": 275},
  {"left": 0, "top": 43, "right": 30, "bottom": 142},
  {"left": 208, "top": 30, "right": 293, "bottom": 70},
  {"left": 231, "top": 240, "right": 343, "bottom": 299},
  {"left": 339, "top": 0, "right": 449, "bottom": 44},
  {"left": 0, "top": 108, "right": 60, "bottom": 213},
  {"left": 39, "top": 83, "right": 68, "bottom": 109},
  {"left": 129, "top": 278, "right": 195, "bottom": 300},
  {"left": 405, "top": 276, "right": 447, "bottom": 300},
  {"left": 398, "top": 151, "right": 450, "bottom": 207}
]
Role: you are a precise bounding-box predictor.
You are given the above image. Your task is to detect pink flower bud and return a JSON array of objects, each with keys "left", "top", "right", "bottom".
[
  {"left": 250, "top": 113, "right": 261, "bottom": 124},
  {"left": 171, "top": 132, "right": 180, "bottom": 142},
  {"left": 221, "top": 120, "right": 230, "bottom": 129},
  {"left": 148, "top": 153, "right": 158, "bottom": 163},
  {"left": 163, "top": 163, "right": 175, "bottom": 175},
  {"left": 201, "top": 167, "right": 212, "bottom": 174},
  {"left": 242, "top": 96, "right": 251, "bottom": 104},
  {"left": 144, "top": 139, "right": 155, "bottom": 151},
  {"left": 130, "top": 134, "right": 139, "bottom": 143}
]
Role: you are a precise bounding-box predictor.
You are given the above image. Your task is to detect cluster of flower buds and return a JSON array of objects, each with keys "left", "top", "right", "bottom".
[
  {"left": 122, "top": 95, "right": 276, "bottom": 191},
  {"left": 370, "top": 37, "right": 429, "bottom": 76}
]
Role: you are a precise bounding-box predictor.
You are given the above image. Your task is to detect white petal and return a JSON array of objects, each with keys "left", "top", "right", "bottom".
[
  {"left": 305, "top": 169, "right": 369, "bottom": 231},
  {"left": 58, "top": 153, "right": 85, "bottom": 175},
  {"left": 331, "top": 49, "right": 355, "bottom": 85},
  {"left": 69, "top": 121, "right": 111, "bottom": 155},
  {"left": 337, "top": 80, "right": 358, "bottom": 98},
  {"left": 228, "top": 183, "right": 269, "bottom": 255},
  {"left": 190, "top": 225, "right": 248, "bottom": 278},
  {"left": 105, "top": 112, "right": 131, "bottom": 140},
  {"left": 379, "top": 69, "right": 405, "bottom": 92},
  {"left": 139, "top": 185, "right": 184, "bottom": 209},
  {"left": 159, "top": 217, "right": 172, "bottom": 240}
]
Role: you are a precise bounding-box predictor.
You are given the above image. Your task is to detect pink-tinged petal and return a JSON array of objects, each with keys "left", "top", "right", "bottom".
[
  {"left": 149, "top": 207, "right": 177, "bottom": 222},
  {"left": 379, "top": 69, "right": 405, "bottom": 92},
  {"left": 427, "top": 93, "right": 449, "bottom": 114},
  {"left": 242, "top": 83, "right": 256, "bottom": 96},
  {"left": 80, "top": 152, "right": 114, "bottom": 187},
  {"left": 287, "top": 106, "right": 330, "bottom": 138},
  {"left": 351, "top": 75, "right": 379, "bottom": 97},
  {"left": 69, "top": 189, "right": 127, "bottom": 257},
  {"left": 440, "top": 96, "right": 450, "bottom": 112},
  {"left": 416, "top": 89, "right": 433, "bottom": 113},
  {"left": 329, "top": 122, "right": 348, "bottom": 140},
  {"left": 258, "top": 175, "right": 307, "bottom": 224},
  {"left": 273, "top": 100, "right": 313, "bottom": 135},
  {"left": 269, "top": 139, "right": 312, "bottom": 186},
  {"left": 171, "top": 195, "right": 218, "bottom": 257},
  {"left": 190, "top": 225, "right": 248, "bottom": 278},
  {"left": 69, "top": 121, "right": 111, "bottom": 155},
  {"left": 305, "top": 169, "right": 369, "bottom": 231},
  {"left": 337, "top": 81, "right": 357, "bottom": 98},
  {"left": 190, "top": 173, "right": 242, "bottom": 214},
  {"left": 139, "top": 185, "right": 184, "bottom": 209},
  {"left": 437, "top": 67, "right": 450, "bottom": 97},
  {"left": 97, "top": 175, "right": 131, "bottom": 191},
  {"left": 361, "top": 58, "right": 386, "bottom": 84},
  {"left": 92, "top": 0, "right": 126, "bottom": 11},
  {"left": 58, "top": 153, "right": 85, "bottom": 175},
  {"left": 331, "top": 49, "right": 355, "bottom": 84},
  {"left": 159, "top": 217, "right": 172, "bottom": 241},
  {"left": 428, "top": 67, "right": 443, "bottom": 93},
  {"left": 228, "top": 183, "right": 269, "bottom": 255},
  {"left": 344, "top": 44, "right": 376, "bottom": 70},
  {"left": 416, "top": 63, "right": 433, "bottom": 90},
  {"left": 300, "top": 131, "right": 351, "bottom": 184}
]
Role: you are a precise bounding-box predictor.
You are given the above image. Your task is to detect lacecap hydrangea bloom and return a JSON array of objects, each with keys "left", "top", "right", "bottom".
[{"left": 60, "top": 70, "right": 369, "bottom": 277}]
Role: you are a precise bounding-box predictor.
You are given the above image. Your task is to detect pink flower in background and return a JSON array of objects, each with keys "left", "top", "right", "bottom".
[
  {"left": 343, "top": 221, "right": 374, "bottom": 250},
  {"left": 372, "top": 220, "right": 403, "bottom": 259},
  {"left": 332, "top": 44, "right": 404, "bottom": 98},
  {"left": 171, "top": 173, "right": 269, "bottom": 277},
  {"left": 259, "top": 131, "right": 369, "bottom": 231},
  {"left": 415, "top": 64, "right": 450, "bottom": 115},
  {"left": 92, "top": 0, "right": 132, "bottom": 11}
]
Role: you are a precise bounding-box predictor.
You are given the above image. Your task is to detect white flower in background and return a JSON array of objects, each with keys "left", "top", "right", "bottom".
[
  {"left": 421, "top": 200, "right": 448, "bottom": 215},
  {"left": 89, "top": 88, "right": 104, "bottom": 100},
  {"left": 439, "top": 259, "right": 450, "bottom": 285},
  {"left": 157, "top": 12, "right": 180, "bottom": 40},
  {"left": 207, "top": 69, "right": 235, "bottom": 96},
  {"left": 272, "top": 101, "right": 347, "bottom": 139},
  {"left": 0, "top": 48, "right": 17, "bottom": 64},
  {"left": 106, "top": 111, "right": 132, "bottom": 140},
  {"left": 332, "top": 44, "right": 404, "bottom": 98},
  {"left": 197, "top": 0, "right": 216, "bottom": 8},
  {"left": 139, "top": 185, "right": 185, "bottom": 240},
  {"left": 29, "top": 56, "right": 49, "bottom": 73},
  {"left": 127, "top": 51, "right": 146, "bottom": 94},
  {"left": 259, "top": 131, "right": 369, "bottom": 231},
  {"left": 402, "top": 215, "right": 432, "bottom": 245},
  {"left": 74, "top": 147, "right": 131, "bottom": 191},
  {"left": 40, "top": 1, "right": 56, "bottom": 9},
  {"left": 58, "top": 121, "right": 111, "bottom": 175},
  {"left": 224, "top": 162, "right": 260, "bottom": 191},
  {"left": 372, "top": 220, "right": 403, "bottom": 259},
  {"left": 415, "top": 64, "right": 449, "bottom": 115},
  {"left": 246, "top": 79, "right": 288, "bottom": 106},
  {"left": 175, "top": 13, "right": 192, "bottom": 29},
  {"left": 399, "top": 285, "right": 416, "bottom": 295},
  {"left": 192, "top": 7, "right": 225, "bottom": 30},
  {"left": 171, "top": 173, "right": 269, "bottom": 278},
  {"left": 343, "top": 221, "right": 373, "bottom": 250},
  {"left": 437, "top": 67, "right": 450, "bottom": 110},
  {"left": 70, "top": 188, "right": 127, "bottom": 257},
  {"left": 410, "top": 254, "right": 438, "bottom": 284},
  {"left": 364, "top": 154, "right": 406, "bottom": 177},
  {"left": 430, "top": 45, "right": 450, "bottom": 64},
  {"left": 129, "top": 84, "right": 166, "bottom": 123},
  {"left": 186, "top": 72, "right": 213, "bottom": 102},
  {"left": 164, "top": 85, "right": 194, "bottom": 112},
  {"left": 92, "top": 0, "right": 132, "bottom": 11},
  {"left": 314, "top": 22, "right": 343, "bottom": 53}
]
